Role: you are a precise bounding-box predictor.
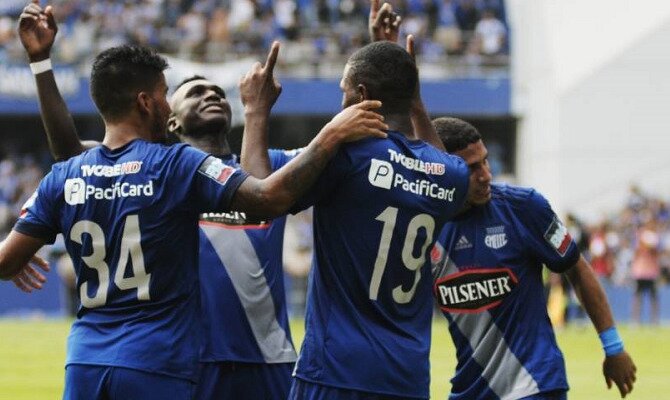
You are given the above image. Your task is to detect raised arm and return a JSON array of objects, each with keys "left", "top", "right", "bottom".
[
  {"left": 406, "top": 35, "right": 444, "bottom": 151},
  {"left": 239, "top": 42, "right": 282, "bottom": 178},
  {"left": 18, "top": 0, "right": 97, "bottom": 160},
  {"left": 230, "top": 100, "right": 387, "bottom": 217},
  {"left": 565, "top": 256, "right": 637, "bottom": 398},
  {"left": 367, "top": 1, "right": 444, "bottom": 150}
]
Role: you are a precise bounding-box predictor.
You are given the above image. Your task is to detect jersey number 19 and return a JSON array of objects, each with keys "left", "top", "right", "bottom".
[{"left": 369, "top": 206, "right": 435, "bottom": 304}]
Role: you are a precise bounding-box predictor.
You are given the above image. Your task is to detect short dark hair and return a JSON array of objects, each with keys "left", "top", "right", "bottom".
[
  {"left": 347, "top": 41, "right": 417, "bottom": 114},
  {"left": 173, "top": 75, "right": 207, "bottom": 94},
  {"left": 90, "top": 45, "right": 168, "bottom": 121},
  {"left": 432, "top": 117, "right": 481, "bottom": 153}
]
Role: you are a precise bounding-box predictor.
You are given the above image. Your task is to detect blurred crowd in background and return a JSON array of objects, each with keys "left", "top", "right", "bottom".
[{"left": 0, "top": 0, "right": 509, "bottom": 77}]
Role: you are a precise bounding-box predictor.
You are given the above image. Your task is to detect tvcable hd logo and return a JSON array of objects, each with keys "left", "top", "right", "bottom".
[
  {"left": 387, "top": 149, "right": 445, "bottom": 175},
  {"left": 64, "top": 178, "right": 154, "bottom": 205},
  {"left": 80, "top": 161, "right": 143, "bottom": 177},
  {"left": 368, "top": 159, "right": 456, "bottom": 201}
]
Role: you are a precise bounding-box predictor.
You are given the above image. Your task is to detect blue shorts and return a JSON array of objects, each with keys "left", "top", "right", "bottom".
[
  {"left": 64, "top": 364, "right": 194, "bottom": 400},
  {"left": 288, "top": 378, "right": 426, "bottom": 400},
  {"left": 194, "top": 361, "right": 293, "bottom": 400},
  {"left": 520, "top": 390, "right": 568, "bottom": 400}
]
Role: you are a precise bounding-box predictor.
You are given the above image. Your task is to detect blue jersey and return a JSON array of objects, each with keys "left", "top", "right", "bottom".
[
  {"left": 198, "top": 150, "right": 298, "bottom": 364},
  {"left": 431, "top": 184, "right": 580, "bottom": 400},
  {"left": 14, "top": 140, "right": 248, "bottom": 381},
  {"left": 292, "top": 131, "right": 470, "bottom": 398}
]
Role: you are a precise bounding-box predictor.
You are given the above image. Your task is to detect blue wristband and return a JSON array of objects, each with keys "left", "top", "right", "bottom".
[{"left": 599, "top": 326, "right": 624, "bottom": 357}]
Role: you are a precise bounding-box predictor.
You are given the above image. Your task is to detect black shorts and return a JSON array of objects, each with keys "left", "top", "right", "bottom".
[{"left": 635, "top": 279, "right": 657, "bottom": 297}]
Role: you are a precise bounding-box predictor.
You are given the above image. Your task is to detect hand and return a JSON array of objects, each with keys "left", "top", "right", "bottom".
[
  {"left": 11, "top": 255, "right": 50, "bottom": 293},
  {"left": 239, "top": 41, "right": 282, "bottom": 114},
  {"left": 18, "top": 0, "right": 58, "bottom": 62},
  {"left": 324, "top": 100, "right": 388, "bottom": 143},
  {"left": 369, "top": 0, "right": 401, "bottom": 43},
  {"left": 603, "top": 351, "right": 637, "bottom": 398}
]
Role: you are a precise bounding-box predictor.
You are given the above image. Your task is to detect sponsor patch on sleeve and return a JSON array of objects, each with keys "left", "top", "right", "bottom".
[
  {"left": 543, "top": 217, "right": 572, "bottom": 257},
  {"left": 19, "top": 190, "right": 38, "bottom": 218},
  {"left": 199, "top": 156, "right": 236, "bottom": 186}
]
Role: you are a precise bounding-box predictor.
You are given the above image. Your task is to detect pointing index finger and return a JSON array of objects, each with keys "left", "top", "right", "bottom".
[
  {"left": 370, "top": 0, "right": 380, "bottom": 18},
  {"left": 263, "top": 41, "right": 280, "bottom": 75},
  {"left": 406, "top": 34, "right": 416, "bottom": 60}
]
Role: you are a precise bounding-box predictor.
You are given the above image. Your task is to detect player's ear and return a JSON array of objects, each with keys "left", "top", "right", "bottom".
[
  {"left": 167, "top": 113, "right": 181, "bottom": 135},
  {"left": 357, "top": 84, "right": 369, "bottom": 102},
  {"left": 137, "top": 92, "right": 152, "bottom": 115}
]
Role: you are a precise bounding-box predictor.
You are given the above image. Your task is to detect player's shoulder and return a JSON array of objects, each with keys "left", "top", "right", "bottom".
[{"left": 491, "top": 183, "right": 545, "bottom": 207}]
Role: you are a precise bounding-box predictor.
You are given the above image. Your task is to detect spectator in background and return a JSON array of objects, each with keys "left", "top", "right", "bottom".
[
  {"left": 455, "top": 0, "right": 479, "bottom": 32},
  {"left": 590, "top": 222, "right": 615, "bottom": 282},
  {"left": 631, "top": 219, "right": 661, "bottom": 324},
  {"left": 435, "top": 0, "right": 462, "bottom": 54},
  {"left": 205, "top": 7, "right": 230, "bottom": 62},
  {"left": 274, "top": 0, "right": 298, "bottom": 40},
  {"left": 177, "top": 5, "right": 207, "bottom": 59},
  {"left": 471, "top": 8, "right": 506, "bottom": 60}
]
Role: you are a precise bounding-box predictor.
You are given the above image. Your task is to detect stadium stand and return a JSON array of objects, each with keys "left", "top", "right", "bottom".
[{"left": 0, "top": 0, "right": 509, "bottom": 75}]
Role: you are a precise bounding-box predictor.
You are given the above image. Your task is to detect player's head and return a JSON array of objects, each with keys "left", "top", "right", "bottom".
[
  {"left": 168, "top": 75, "right": 232, "bottom": 140},
  {"left": 90, "top": 45, "right": 170, "bottom": 142},
  {"left": 341, "top": 41, "right": 417, "bottom": 115},
  {"left": 433, "top": 117, "right": 492, "bottom": 205}
]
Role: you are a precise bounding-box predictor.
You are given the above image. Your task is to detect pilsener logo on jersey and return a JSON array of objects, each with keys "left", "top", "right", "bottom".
[
  {"left": 368, "top": 159, "right": 456, "bottom": 201},
  {"left": 434, "top": 268, "right": 518, "bottom": 313}
]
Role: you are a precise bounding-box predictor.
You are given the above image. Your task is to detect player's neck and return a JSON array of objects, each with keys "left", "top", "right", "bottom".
[
  {"left": 102, "top": 119, "right": 154, "bottom": 149},
  {"left": 383, "top": 114, "right": 415, "bottom": 139},
  {"left": 178, "top": 131, "right": 232, "bottom": 156}
]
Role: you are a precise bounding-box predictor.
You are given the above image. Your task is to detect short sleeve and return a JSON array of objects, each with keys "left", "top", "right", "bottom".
[
  {"left": 518, "top": 190, "right": 580, "bottom": 273},
  {"left": 13, "top": 171, "right": 60, "bottom": 244},
  {"left": 192, "top": 155, "right": 249, "bottom": 212},
  {"left": 289, "top": 147, "right": 351, "bottom": 214},
  {"left": 269, "top": 148, "right": 303, "bottom": 171}
]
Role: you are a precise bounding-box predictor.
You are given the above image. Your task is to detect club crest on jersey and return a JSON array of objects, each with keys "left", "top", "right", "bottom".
[
  {"left": 434, "top": 268, "right": 518, "bottom": 313},
  {"left": 544, "top": 217, "right": 572, "bottom": 256},
  {"left": 199, "top": 156, "right": 235, "bottom": 186},
  {"left": 454, "top": 235, "right": 473, "bottom": 251},
  {"left": 484, "top": 225, "right": 507, "bottom": 250}
]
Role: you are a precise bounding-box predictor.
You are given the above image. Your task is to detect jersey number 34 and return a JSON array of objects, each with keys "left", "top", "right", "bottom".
[{"left": 70, "top": 214, "right": 151, "bottom": 308}]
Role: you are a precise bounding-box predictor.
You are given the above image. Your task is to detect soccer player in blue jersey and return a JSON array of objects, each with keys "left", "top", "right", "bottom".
[
  {"left": 243, "top": 39, "right": 470, "bottom": 399},
  {"left": 430, "top": 117, "right": 637, "bottom": 399}
]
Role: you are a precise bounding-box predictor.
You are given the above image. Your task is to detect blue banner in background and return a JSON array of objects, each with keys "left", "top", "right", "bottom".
[{"left": 0, "top": 63, "right": 510, "bottom": 117}]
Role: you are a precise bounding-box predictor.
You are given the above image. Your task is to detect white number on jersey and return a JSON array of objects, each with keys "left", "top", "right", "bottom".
[
  {"left": 70, "top": 214, "right": 151, "bottom": 308},
  {"left": 369, "top": 206, "right": 435, "bottom": 304}
]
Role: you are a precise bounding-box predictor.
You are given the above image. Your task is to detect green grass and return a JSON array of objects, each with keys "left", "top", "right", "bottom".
[{"left": 0, "top": 319, "right": 667, "bottom": 399}]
